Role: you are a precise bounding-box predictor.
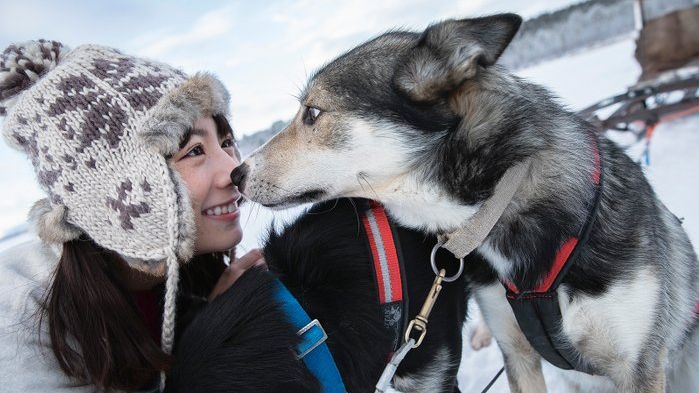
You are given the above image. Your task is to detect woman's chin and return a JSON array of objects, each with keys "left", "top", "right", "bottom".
[{"left": 195, "top": 226, "right": 243, "bottom": 255}]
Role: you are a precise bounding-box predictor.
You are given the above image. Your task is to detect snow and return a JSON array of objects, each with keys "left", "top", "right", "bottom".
[
  {"left": 2, "top": 34, "right": 698, "bottom": 393},
  {"left": 515, "top": 36, "right": 641, "bottom": 111},
  {"left": 644, "top": 115, "right": 699, "bottom": 243}
]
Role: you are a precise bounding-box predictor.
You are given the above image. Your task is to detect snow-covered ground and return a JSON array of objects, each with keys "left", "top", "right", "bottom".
[{"left": 1, "top": 34, "right": 697, "bottom": 392}]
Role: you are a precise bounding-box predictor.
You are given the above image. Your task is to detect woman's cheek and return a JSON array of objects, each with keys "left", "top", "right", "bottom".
[{"left": 186, "top": 179, "right": 208, "bottom": 212}]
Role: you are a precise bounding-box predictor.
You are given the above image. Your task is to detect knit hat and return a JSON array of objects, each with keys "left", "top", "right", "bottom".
[{"left": 0, "top": 40, "right": 231, "bottom": 363}]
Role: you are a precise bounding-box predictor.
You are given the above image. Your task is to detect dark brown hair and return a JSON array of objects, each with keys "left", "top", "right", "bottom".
[
  {"left": 179, "top": 114, "right": 237, "bottom": 147},
  {"left": 214, "top": 114, "right": 241, "bottom": 160},
  {"left": 40, "top": 237, "right": 225, "bottom": 390},
  {"left": 39, "top": 113, "right": 234, "bottom": 390}
]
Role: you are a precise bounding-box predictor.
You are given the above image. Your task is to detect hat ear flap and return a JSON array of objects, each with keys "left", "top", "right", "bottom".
[
  {"left": 28, "top": 198, "right": 82, "bottom": 244},
  {"left": 394, "top": 13, "right": 522, "bottom": 102}
]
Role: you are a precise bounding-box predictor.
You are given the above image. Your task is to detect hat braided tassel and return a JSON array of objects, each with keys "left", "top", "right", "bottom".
[
  {"left": 159, "top": 166, "right": 183, "bottom": 391},
  {"left": 159, "top": 248, "right": 180, "bottom": 390}
]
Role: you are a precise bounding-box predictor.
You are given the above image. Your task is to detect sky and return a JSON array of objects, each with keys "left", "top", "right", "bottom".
[
  {"left": 0, "top": 0, "right": 581, "bottom": 135},
  {"left": 0, "top": 0, "right": 583, "bottom": 233}
]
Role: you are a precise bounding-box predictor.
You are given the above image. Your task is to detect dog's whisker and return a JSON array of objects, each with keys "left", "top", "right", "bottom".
[
  {"left": 307, "top": 198, "right": 340, "bottom": 215},
  {"left": 358, "top": 172, "right": 380, "bottom": 201},
  {"left": 356, "top": 174, "right": 367, "bottom": 193},
  {"left": 271, "top": 183, "right": 291, "bottom": 193},
  {"left": 347, "top": 198, "right": 362, "bottom": 237},
  {"left": 242, "top": 203, "right": 254, "bottom": 229}
]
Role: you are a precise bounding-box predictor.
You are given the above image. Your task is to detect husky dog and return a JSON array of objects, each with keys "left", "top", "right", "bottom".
[
  {"left": 231, "top": 13, "right": 699, "bottom": 393},
  {"left": 169, "top": 198, "right": 467, "bottom": 392}
]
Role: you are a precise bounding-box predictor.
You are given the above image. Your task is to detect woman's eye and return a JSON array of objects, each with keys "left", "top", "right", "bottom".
[
  {"left": 303, "top": 106, "right": 322, "bottom": 125},
  {"left": 221, "top": 138, "right": 236, "bottom": 148},
  {"left": 184, "top": 145, "right": 204, "bottom": 157}
]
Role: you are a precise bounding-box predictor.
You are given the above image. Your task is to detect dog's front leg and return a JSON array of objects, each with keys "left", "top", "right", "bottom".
[
  {"left": 475, "top": 283, "right": 547, "bottom": 393},
  {"left": 629, "top": 347, "right": 667, "bottom": 393}
]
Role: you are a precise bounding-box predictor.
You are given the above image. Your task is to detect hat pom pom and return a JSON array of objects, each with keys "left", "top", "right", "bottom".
[
  {"left": 28, "top": 198, "right": 82, "bottom": 244},
  {"left": 0, "top": 39, "right": 67, "bottom": 115}
]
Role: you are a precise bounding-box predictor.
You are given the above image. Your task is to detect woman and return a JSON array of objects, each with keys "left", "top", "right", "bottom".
[{"left": 0, "top": 40, "right": 312, "bottom": 392}]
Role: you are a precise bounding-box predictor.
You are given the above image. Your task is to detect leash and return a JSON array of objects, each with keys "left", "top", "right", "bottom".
[
  {"left": 480, "top": 366, "right": 505, "bottom": 393},
  {"left": 363, "top": 195, "right": 519, "bottom": 392},
  {"left": 367, "top": 162, "right": 527, "bottom": 393},
  {"left": 375, "top": 242, "right": 464, "bottom": 393},
  {"left": 438, "top": 158, "right": 533, "bottom": 259}
]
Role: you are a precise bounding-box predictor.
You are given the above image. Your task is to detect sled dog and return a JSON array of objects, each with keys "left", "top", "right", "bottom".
[{"left": 232, "top": 13, "right": 699, "bottom": 393}]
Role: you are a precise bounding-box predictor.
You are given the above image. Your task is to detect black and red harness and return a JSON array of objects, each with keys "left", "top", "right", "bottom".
[
  {"left": 359, "top": 136, "right": 699, "bottom": 378},
  {"left": 502, "top": 134, "right": 603, "bottom": 373},
  {"left": 357, "top": 154, "right": 605, "bottom": 373},
  {"left": 361, "top": 201, "right": 410, "bottom": 352}
]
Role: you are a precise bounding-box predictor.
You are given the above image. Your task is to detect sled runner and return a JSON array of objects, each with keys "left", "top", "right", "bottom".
[{"left": 579, "top": 65, "right": 699, "bottom": 131}]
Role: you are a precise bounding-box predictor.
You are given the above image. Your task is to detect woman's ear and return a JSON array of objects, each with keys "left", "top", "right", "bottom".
[{"left": 394, "top": 13, "right": 522, "bottom": 102}]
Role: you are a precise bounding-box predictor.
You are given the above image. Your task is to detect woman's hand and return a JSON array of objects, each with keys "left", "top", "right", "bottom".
[{"left": 208, "top": 249, "right": 267, "bottom": 302}]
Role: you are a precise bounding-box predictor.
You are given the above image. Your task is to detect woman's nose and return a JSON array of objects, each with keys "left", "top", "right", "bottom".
[{"left": 214, "top": 149, "right": 241, "bottom": 188}]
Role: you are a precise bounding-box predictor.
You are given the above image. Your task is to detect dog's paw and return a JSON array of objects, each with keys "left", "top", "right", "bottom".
[{"left": 470, "top": 319, "right": 493, "bottom": 351}]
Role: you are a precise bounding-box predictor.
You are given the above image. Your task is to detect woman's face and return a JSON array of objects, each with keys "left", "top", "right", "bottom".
[{"left": 171, "top": 116, "right": 243, "bottom": 255}]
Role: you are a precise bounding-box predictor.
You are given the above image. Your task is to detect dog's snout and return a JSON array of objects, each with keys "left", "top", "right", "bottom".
[{"left": 231, "top": 162, "right": 249, "bottom": 191}]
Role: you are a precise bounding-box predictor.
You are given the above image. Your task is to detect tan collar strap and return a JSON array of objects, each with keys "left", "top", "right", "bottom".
[{"left": 438, "top": 158, "right": 533, "bottom": 259}]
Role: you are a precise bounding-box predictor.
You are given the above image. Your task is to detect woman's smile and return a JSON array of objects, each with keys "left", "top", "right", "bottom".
[{"left": 202, "top": 196, "right": 241, "bottom": 221}]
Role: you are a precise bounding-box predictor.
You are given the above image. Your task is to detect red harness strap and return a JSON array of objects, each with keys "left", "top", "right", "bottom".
[
  {"left": 361, "top": 201, "right": 407, "bottom": 351},
  {"left": 362, "top": 201, "right": 403, "bottom": 304},
  {"left": 504, "top": 237, "right": 579, "bottom": 295},
  {"left": 505, "top": 136, "right": 602, "bottom": 296},
  {"left": 502, "top": 134, "right": 603, "bottom": 374}
]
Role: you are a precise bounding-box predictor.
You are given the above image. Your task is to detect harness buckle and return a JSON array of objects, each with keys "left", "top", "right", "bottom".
[
  {"left": 404, "top": 269, "right": 445, "bottom": 348},
  {"left": 295, "top": 319, "right": 328, "bottom": 359}
]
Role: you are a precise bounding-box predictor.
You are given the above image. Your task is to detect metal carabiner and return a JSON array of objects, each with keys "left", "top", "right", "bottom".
[{"left": 404, "top": 268, "right": 445, "bottom": 348}]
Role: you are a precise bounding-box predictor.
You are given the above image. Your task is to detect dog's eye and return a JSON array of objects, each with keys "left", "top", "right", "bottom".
[{"left": 303, "top": 106, "right": 322, "bottom": 125}]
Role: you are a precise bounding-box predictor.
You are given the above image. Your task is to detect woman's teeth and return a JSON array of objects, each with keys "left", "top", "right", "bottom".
[{"left": 205, "top": 203, "right": 237, "bottom": 216}]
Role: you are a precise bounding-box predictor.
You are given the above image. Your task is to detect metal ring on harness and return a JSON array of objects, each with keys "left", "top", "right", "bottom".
[{"left": 430, "top": 242, "right": 464, "bottom": 282}]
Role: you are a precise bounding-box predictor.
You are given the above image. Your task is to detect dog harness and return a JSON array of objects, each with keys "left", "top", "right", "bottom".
[
  {"left": 502, "top": 134, "right": 603, "bottom": 373},
  {"left": 272, "top": 200, "right": 408, "bottom": 393},
  {"left": 361, "top": 200, "right": 410, "bottom": 353},
  {"left": 274, "top": 280, "right": 347, "bottom": 393}
]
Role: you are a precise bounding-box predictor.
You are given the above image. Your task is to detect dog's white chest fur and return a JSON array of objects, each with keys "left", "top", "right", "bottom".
[
  {"left": 376, "top": 176, "right": 481, "bottom": 233},
  {"left": 559, "top": 269, "right": 660, "bottom": 372}
]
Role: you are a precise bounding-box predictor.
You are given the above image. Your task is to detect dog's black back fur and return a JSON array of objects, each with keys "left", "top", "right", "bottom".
[
  {"left": 169, "top": 198, "right": 467, "bottom": 392},
  {"left": 167, "top": 266, "right": 322, "bottom": 393}
]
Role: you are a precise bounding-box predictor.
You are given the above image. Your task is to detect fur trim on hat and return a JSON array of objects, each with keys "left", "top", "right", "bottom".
[
  {"left": 140, "top": 72, "right": 230, "bottom": 156},
  {"left": 28, "top": 198, "right": 82, "bottom": 243},
  {"left": 170, "top": 166, "right": 196, "bottom": 263}
]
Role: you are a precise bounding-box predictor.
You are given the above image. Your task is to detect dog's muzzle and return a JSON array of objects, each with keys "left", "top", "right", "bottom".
[{"left": 231, "top": 162, "right": 249, "bottom": 192}]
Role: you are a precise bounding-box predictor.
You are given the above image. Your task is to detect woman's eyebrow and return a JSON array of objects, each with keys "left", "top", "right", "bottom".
[
  {"left": 190, "top": 128, "right": 208, "bottom": 138},
  {"left": 179, "top": 128, "right": 208, "bottom": 149}
]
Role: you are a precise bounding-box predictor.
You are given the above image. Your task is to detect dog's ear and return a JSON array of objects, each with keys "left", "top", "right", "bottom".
[{"left": 395, "top": 13, "right": 522, "bottom": 102}]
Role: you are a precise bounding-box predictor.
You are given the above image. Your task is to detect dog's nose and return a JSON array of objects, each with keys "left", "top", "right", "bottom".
[{"left": 231, "top": 162, "right": 249, "bottom": 191}]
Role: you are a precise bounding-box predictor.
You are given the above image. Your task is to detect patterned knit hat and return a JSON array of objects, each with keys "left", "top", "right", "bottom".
[{"left": 0, "top": 40, "right": 231, "bottom": 362}]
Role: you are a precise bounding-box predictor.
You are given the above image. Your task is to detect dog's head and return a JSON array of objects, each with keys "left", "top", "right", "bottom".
[{"left": 233, "top": 14, "right": 521, "bottom": 209}]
